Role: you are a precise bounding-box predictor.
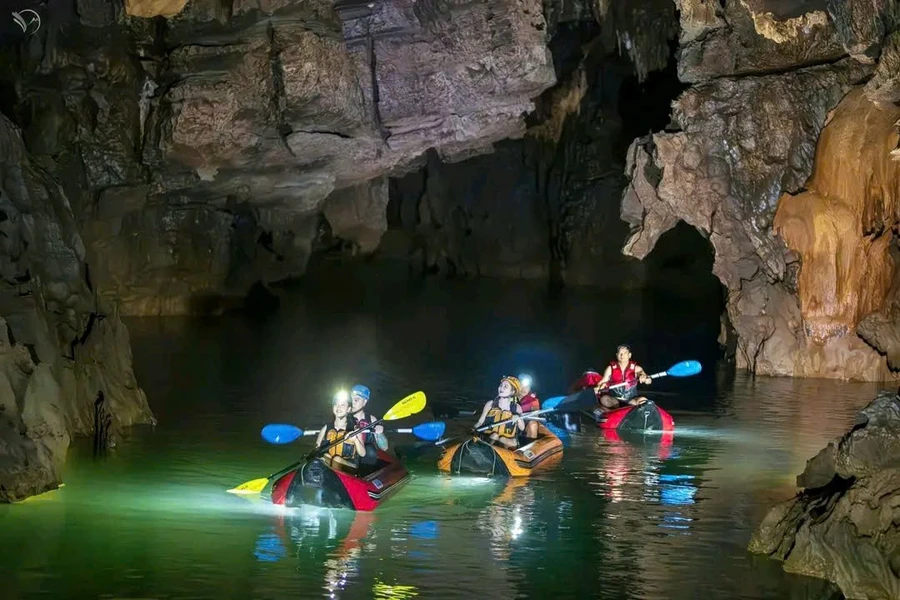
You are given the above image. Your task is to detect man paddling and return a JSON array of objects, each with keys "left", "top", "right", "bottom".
[
  {"left": 593, "top": 345, "right": 652, "bottom": 414},
  {"left": 350, "top": 384, "right": 389, "bottom": 467}
]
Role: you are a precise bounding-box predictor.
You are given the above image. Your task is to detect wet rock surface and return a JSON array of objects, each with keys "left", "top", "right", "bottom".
[
  {"left": 0, "top": 114, "right": 154, "bottom": 502},
  {"left": 1, "top": 0, "right": 557, "bottom": 315},
  {"left": 749, "top": 391, "right": 900, "bottom": 599},
  {"left": 620, "top": 58, "right": 886, "bottom": 379}
]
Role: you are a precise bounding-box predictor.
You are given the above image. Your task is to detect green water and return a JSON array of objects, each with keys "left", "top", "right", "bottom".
[{"left": 0, "top": 277, "right": 878, "bottom": 599}]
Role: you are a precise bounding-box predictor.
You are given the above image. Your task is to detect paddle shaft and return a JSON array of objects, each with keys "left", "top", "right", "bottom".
[
  {"left": 308, "top": 417, "right": 384, "bottom": 461},
  {"left": 603, "top": 370, "right": 667, "bottom": 392},
  {"left": 475, "top": 407, "right": 556, "bottom": 433}
]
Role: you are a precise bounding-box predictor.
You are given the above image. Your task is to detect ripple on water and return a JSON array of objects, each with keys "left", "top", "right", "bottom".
[{"left": 0, "top": 279, "right": 874, "bottom": 599}]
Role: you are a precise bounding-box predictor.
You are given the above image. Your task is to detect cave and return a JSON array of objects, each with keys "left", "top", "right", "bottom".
[{"left": 2, "top": 1, "right": 900, "bottom": 596}]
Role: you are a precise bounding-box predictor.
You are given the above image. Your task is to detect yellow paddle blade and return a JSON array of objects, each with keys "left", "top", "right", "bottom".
[
  {"left": 226, "top": 477, "right": 270, "bottom": 495},
  {"left": 383, "top": 391, "right": 427, "bottom": 421}
]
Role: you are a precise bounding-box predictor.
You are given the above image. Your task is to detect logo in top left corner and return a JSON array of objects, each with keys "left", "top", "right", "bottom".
[{"left": 12, "top": 9, "right": 41, "bottom": 36}]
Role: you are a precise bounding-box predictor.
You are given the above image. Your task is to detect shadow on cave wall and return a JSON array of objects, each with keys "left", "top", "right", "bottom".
[{"left": 366, "top": 32, "right": 688, "bottom": 289}]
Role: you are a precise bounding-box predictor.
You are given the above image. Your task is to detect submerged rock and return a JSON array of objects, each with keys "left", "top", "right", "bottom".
[{"left": 749, "top": 391, "right": 900, "bottom": 599}]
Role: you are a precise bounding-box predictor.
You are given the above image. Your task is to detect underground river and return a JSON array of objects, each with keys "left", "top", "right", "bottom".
[{"left": 0, "top": 273, "right": 877, "bottom": 599}]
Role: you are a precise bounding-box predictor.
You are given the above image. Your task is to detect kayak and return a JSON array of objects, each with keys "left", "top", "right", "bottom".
[
  {"left": 270, "top": 450, "right": 410, "bottom": 511},
  {"left": 568, "top": 373, "right": 675, "bottom": 432},
  {"left": 587, "top": 400, "right": 675, "bottom": 432},
  {"left": 437, "top": 424, "right": 563, "bottom": 477}
]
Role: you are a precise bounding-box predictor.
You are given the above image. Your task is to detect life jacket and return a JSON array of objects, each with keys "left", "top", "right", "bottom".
[
  {"left": 519, "top": 392, "right": 540, "bottom": 414},
  {"left": 609, "top": 360, "right": 637, "bottom": 392},
  {"left": 482, "top": 398, "right": 520, "bottom": 439},
  {"left": 323, "top": 420, "right": 359, "bottom": 460}
]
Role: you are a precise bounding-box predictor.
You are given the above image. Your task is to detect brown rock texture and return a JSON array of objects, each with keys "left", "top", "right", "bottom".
[
  {"left": 2, "top": 0, "right": 557, "bottom": 315},
  {"left": 749, "top": 391, "right": 900, "bottom": 599},
  {"left": 774, "top": 88, "right": 900, "bottom": 345},
  {"left": 124, "top": 0, "right": 189, "bottom": 18},
  {"left": 620, "top": 59, "right": 890, "bottom": 379},
  {"left": 0, "top": 114, "right": 154, "bottom": 502}
]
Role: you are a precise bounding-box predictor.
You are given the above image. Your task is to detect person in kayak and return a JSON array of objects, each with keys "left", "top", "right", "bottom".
[
  {"left": 316, "top": 391, "right": 366, "bottom": 472},
  {"left": 474, "top": 376, "right": 525, "bottom": 449},
  {"left": 593, "top": 345, "right": 652, "bottom": 413},
  {"left": 517, "top": 374, "right": 541, "bottom": 440},
  {"left": 349, "top": 383, "right": 388, "bottom": 467}
]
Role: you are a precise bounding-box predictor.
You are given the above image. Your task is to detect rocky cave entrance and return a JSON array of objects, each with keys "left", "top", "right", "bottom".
[{"left": 640, "top": 221, "right": 730, "bottom": 365}]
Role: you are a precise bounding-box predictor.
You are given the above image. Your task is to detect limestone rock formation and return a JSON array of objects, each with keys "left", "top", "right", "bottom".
[
  {"left": 749, "top": 391, "right": 900, "bottom": 599},
  {"left": 620, "top": 59, "right": 887, "bottom": 379},
  {"left": 774, "top": 88, "right": 900, "bottom": 346},
  {"left": 2, "top": 0, "right": 557, "bottom": 315},
  {"left": 676, "top": 0, "right": 846, "bottom": 83},
  {"left": 0, "top": 114, "right": 154, "bottom": 502}
]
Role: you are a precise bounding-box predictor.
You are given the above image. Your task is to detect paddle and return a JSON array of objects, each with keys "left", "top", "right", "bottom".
[
  {"left": 435, "top": 388, "right": 597, "bottom": 446},
  {"left": 600, "top": 360, "right": 702, "bottom": 392},
  {"left": 308, "top": 391, "right": 427, "bottom": 461},
  {"left": 260, "top": 421, "right": 446, "bottom": 444},
  {"left": 227, "top": 391, "right": 426, "bottom": 495}
]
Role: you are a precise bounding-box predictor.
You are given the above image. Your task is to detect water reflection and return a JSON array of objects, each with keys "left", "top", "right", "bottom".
[{"left": 0, "top": 276, "right": 873, "bottom": 599}]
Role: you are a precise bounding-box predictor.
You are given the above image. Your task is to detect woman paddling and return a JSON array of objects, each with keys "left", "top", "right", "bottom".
[
  {"left": 593, "top": 344, "right": 652, "bottom": 414},
  {"left": 316, "top": 391, "right": 367, "bottom": 472},
  {"left": 473, "top": 376, "right": 525, "bottom": 449}
]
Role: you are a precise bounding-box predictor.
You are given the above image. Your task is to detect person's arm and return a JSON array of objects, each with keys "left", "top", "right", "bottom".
[
  {"left": 594, "top": 366, "right": 613, "bottom": 393},
  {"left": 474, "top": 402, "right": 492, "bottom": 429},
  {"left": 371, "top": 415, "right": 389, "bottom": 449},
  {"left": 514, "top": 403, "right": 525, "bottom": 431},
  {"left": 635, "top": 365, "right": 651, "bottom": 384},
  {"left": 315, "top": 425, "right": 327, "bottom": 448},
  {"left": 347, "top": 430, "right": 367, "bottom": 456}
]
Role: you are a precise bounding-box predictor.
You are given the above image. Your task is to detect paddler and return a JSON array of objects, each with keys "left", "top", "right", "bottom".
[
  {"left": 316, "top": 390, "right": 366, "bottom": 472},
  {"left": 593, "top": 344, "right": 652, "bottom": 414},
  {"left": 517, "top": 374, "right": 541, "bottom": 440},
  {"left": 473, "top": 376, "right": 525, "bottom": 449},
  {"left": 349, "top": 383, "right": 388, "bottom": 467}
]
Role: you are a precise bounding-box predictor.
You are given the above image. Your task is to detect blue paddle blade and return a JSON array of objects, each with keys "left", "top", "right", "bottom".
[
  {"left": 410, "top": 520, "right": 439, "bottom": 540},
  {"left": 542, "top": 396, "right": 566, "bottom": 410},
  {"left": 412, "top": 421, "right": 446, "bottom": 442},
  {"left": 261, "top": 424, "right": 303, "bottom": 444},
  {"left": 667, "top": 360, "right": 702, "bottom": 378}
]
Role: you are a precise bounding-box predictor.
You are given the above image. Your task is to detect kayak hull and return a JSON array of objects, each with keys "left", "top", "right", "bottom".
[
  {"left": 591, "top": 400, "right": 675, "bottom": 432},
  {"left": 437, "top": 424, "right": 563, "bottom": 477},
  {"left": 270, "top": 450, "right": 410, "bottom": 511}
]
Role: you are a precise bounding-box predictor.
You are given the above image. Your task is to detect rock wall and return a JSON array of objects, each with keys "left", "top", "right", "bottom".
[
  {"left": 620, "top": 0, "right": 900, "bottom": 380},
  {"left": 0, "top": 113, "right": 154, "bottom": 502},
  {"left": 0, "top": 0, "right": 557, "bottom": 315},
  {"left": 749, "top": 391, "right": 900, "bottom": 599}
]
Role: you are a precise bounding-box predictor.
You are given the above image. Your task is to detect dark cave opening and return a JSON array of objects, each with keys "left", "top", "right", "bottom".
[
  {"left": 617, "top": 40, "right": 686, "bottom": 147},
  {"left": 641, "top": 221, "right": 730, "bottom": 367}
]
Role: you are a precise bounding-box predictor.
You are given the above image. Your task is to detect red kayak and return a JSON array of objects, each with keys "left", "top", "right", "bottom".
[
  {"left": 597, "top": 400, "right": 675, "bottom": 432},
  {"left": 570, "top": 371, "right": 675, "bottom": 432},
  {"left": 270, "top": 450, "right": 410, "bottom": 511}
]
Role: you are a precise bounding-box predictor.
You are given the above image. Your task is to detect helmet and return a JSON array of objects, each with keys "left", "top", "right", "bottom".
[
  {"left": 500, "top": 376, "right": 522, "bottom": 397},
  {"left": 350, "top": 384, "right": 371, "bottom": 401},
  {"left": 333, "top": 389, "right": 350, "bottom": 405}
]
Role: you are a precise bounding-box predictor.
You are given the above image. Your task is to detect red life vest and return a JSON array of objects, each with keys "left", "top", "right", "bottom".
[
  {"left": 519, "top": 392, "right": 540, "bottom": 413},
  {"left": 609, "top": 360, "right": 637, "bottom": 389}
]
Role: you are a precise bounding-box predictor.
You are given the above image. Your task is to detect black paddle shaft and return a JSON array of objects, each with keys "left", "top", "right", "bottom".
[{"left": 305, "top": 417, "right": 384, "bottom": 462}]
